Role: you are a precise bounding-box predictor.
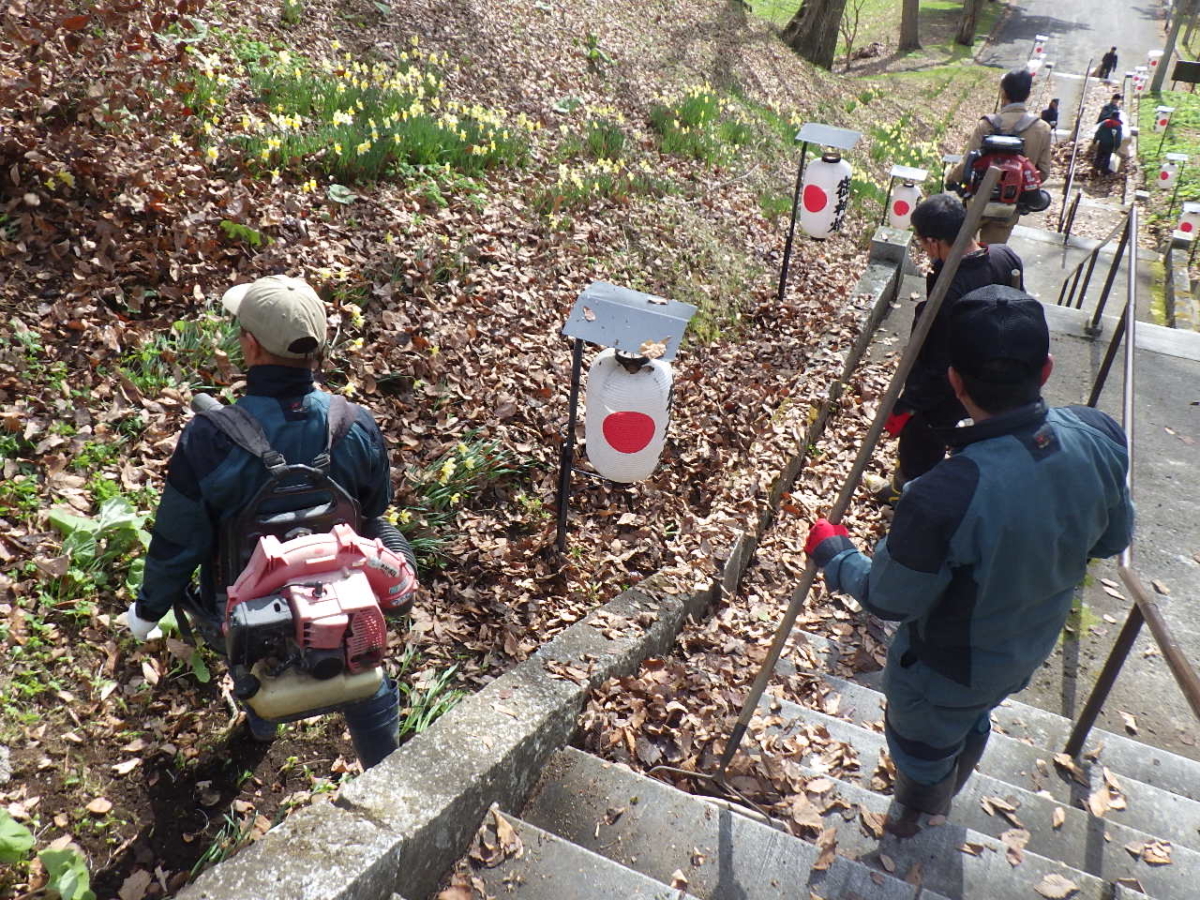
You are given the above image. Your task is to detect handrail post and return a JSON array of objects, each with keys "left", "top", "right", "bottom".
[
  {"left": 1065, "top": 204, "right": 1140, "bottom": 755},
  {"left": 1088, "top": 214, "right": 1133, "bottom": 330}
]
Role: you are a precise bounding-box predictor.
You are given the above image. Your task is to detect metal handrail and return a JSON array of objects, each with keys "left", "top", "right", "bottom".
[
  {"left": 1057, "top": 58, "right": 1093, "bottom": 233},
  {"left": 1054, "top": 211, "right": 1132, "bottom": 317},
  {"left": 1061, "top": 189, "right": 1083, "bottom": 244},
  {"left": 1064, "top": 202, "right": 1200, "bottom": 755}
]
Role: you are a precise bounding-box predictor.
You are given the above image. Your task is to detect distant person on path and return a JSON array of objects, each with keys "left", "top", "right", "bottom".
[
  {"left": 1097, "top": 93, "right": 1122, "bottom": 124},
  {"left": 868, "top": 194, "right": 1024, "bottom": 505},
  {"left": 806, "top": 288, "right": 1134, "bottom": 824},
  {"left": 1040, "top": 98, "right": 1060, "bottom": 138},
  {"left": 1099, "top": 46, "right": 1119, "bottom": 80},
  {"left": 948, "top": 68, "right": 1053, "bottom": 244},
  {"left": 1092, "top": 111, "right": 1123, "bottom": 175}
]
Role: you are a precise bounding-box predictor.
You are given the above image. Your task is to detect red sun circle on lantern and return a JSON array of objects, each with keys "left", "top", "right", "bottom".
[
  {"left": 803, "top": 184, "right": 828, "bottom": 213},
  {"left": 602, "top": 411, "right": 656, "bottom": 454},
  {"left": 1183, "top": 221, "right": 1195, "bottom": 233},
  {"left": 893, "top": 200, "right": 911, "bottom": 217},
  {"left": 1160, "top": 118, "right": 1169, "bottom": 127},
  {"left": 1161, "top": 170, "right": 1171, "bottom": 180}
]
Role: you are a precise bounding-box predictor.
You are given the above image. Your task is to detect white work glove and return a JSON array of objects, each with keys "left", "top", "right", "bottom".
[{"left": 122, "top": 601, "right": 163, "bottom": 641}]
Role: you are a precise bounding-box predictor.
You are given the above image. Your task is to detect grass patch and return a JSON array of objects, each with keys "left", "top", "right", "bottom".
[
  {"left": 392, "top": 436, "right": 523, "bottom": 569},
  {"left": 649, "top": 84, "right": 749, "bottom": 163},
  {"left": 118, "top": 307, "right": 240, "bottom": 394},
  {"left": 395, "top": 648, "right": 464, "bottom": 739},
  {"left": 1138, "top": 89, "right": 1200, "bottom": 231},
  {"left": 183, "top": 40, "right": 529, "bottom": 183}
]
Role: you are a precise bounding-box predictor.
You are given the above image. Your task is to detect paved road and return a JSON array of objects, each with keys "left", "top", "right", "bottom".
[{"left": 979, "top": 0, "right": 1165, "bottom": 77}]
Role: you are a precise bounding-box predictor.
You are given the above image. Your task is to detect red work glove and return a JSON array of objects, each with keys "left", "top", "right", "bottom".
[
  {"left": 805, "top": 519, "right": 854, "bottom": 568},
  {"left": 884, "top": 410, "right": 913, "bottom": 437}
]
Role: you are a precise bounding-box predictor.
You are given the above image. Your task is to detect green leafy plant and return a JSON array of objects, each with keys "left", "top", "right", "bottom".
[
  {"left": 580, "top": 33, "right": 614, "bottom": 73},
  {"left": 48, "top": 496, "right": 151, "bottom": 600},
  {"left": 648, "top": 85, "right": 742, "bottom": 162},
  {"left": 220, "top": 219, "right": 270, "bottom": 247},
  {"left": 39, "top": 846, "right": 96, "bottom": 900},
  {"left": 280, "top": 0, "right": 304, "bottom": 26},
  {"left": 0, "top": 810, "right": 33, "bottom": 864},
  {"left": 394, "top": 648, "right": 464, "bottom": 738}
]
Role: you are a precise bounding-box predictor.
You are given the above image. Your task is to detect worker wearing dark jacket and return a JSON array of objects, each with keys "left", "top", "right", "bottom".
[
  {"left": 807, "top": 287, "right": 1133, "bottom": 819},
  {"left": 871, "top": 194, "right": 1023, "bottom": 503},
  {"left": 123, "top": 275, "right": 408, "bottom": 765}
]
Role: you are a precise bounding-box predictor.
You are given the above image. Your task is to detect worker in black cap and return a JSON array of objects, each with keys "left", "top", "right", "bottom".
[{"left": 804, "top": 286, "right": 1134, "bottom": 826}]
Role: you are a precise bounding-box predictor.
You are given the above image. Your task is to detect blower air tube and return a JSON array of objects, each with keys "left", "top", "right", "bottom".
[{"left": 364, "top": 517, "right": 419, "bottom": 580}]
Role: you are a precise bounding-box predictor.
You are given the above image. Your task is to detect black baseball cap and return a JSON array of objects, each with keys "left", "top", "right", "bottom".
[{"left": 949, "top": 286, "right": 1049, "bottom": 381}]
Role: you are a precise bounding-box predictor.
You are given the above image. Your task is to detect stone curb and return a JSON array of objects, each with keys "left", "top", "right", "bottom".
[{"left": 178, "top": 234, "right": 906, "bottom": 900}]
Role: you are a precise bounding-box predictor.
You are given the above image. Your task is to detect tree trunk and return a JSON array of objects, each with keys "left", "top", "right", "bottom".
[
  {"left": 899, "top": 0, "right": 921, "bottom": 52},
  {"left": 782, "top": 0, "right": 850, "bottom": 70},
  {"left": 1152, "top": 0, "right": 1194, "bottom": 92},
  {"left": 954, "top": 0, "right": 984, "bottom": 47}
]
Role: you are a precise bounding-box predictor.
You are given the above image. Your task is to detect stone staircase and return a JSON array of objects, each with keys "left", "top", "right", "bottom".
[{"left": 468, "top": 626, "right": 1199, "bottom": 899}]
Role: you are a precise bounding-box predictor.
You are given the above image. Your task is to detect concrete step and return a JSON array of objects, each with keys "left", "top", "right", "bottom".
[
  {"left": 522, "top": 747, "right": 949, "bottom": 900},
  {"left": 765, "top": 694, "right": 1199, "bottom": 898},
  {"left": 767, "top": 683, "right": 1200, "bottom": 852},
  {"left": 475, "top": 812, "right": 702, "bottom": 900},
  {"left": 783, "top": 628, "right": 1200, "bottom": 803},
  {"left": 777, "top": 757, "right": 1126, "bottom": 900}
]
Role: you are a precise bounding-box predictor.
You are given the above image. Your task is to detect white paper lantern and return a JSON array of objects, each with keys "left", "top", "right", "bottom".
[
  {"left": 1154, "top": 106, "right": 1175, "bottom": 133},
  {"left": 1148, "top": 50, "right": 1163, "bottom": 70},
  {"left": 584, "top": 348, "right": 672, "bottom": 483},
  {"left": 1135, "top": 66, "right": 1149, "bottom": 93},
  {"left": 1032, "top": 38, "right": 1046, "bottom": 57},
  {"left": 1027, "top": 59, "right": 1043, "bottom": 79},
  {"left": 888, "top": 181, "right": 921, "bottom": 230},
  {"left": 800, "top": 152, "right": 853, "bottom": 239},
  {"left": 1157, "top": 159, "right": 1180, "bottom": 190},
  {"left": 1179, "top": 203, "right": 1200, "bottom": 236}
]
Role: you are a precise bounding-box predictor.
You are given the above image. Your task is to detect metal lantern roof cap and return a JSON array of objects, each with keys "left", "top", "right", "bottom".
[
  {"left": 562, "top": 282, "right": 697, "bottom": 362},
  {"left": 793, "top": 122, "right": 862, "bottom": 150},
  {"left": 890, "top": 164, "right": 928, "bottom": 182},
  {"left": 1157, "top": 105, "right": 1176, "bottom": 113},
  {"left": 1034, "top": 33, "right": 1049, "bottom": 41},
  {"left": 1166, "top": 152, "right": 1190, "bottom": 163},
  {"left": 1184, "top": 201, "right": 1200, "bottom": 214},
  {"left": 942, "top": 153, "right": 963, "bottom": 165}
]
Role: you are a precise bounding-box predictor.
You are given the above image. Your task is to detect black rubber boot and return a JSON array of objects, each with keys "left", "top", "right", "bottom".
[
  {"left": 953, "top": 728, "right": 991, "bottom": 795},
  {"left": 893, "top": 767, "right": 957, "bottom": 817}
]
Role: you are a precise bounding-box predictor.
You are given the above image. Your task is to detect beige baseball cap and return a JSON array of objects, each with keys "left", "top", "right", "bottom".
[{"left": 221, "top": 275, "right": 327, "bottom": 359}]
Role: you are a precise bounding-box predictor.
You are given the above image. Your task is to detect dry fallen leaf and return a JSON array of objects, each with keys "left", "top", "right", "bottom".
[
  {"left": 858, "top": 806, "right": 885, "bottom": 839},
  {"left": 1142, "top": 840, "right": 1173, "bottom": 865},
  {"left": 1000, "top": 828, "right": 1029, "bottom": 867},
  {"left": 879, "top": 853, "right": 896, "bottom": 873},
  {"left": 1119, "top": 711, "right": 1138, "bottom": 735},
  {"left": 813, "top": 827, "right": 838, "bottom": 871},
  {"left": 111, "top": 758, "right": 140, "bottom": 776},
  {"left": 1052, "top": 753, "right": 1089, "bottom": 786},
  {"left": 1034, "top": 873, "right": 1080, "bottom": 898},
  {"left": 670, "top": 869, "right": 689, "bottom": 889},
  {"left": 118, "top": 869, "right": 153, "bottom": 900},
  {"left": 1052, "top": 807, "right": 1065, "bottom": 829},
  {"left": 1087, "top": 787, "right": 1111, "bottom": 818},
  {"left": 85, "top": 797, "right": 113, "bottom": 815}
]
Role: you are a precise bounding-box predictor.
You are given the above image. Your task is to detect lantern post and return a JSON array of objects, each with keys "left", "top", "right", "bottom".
[
  {"left": 776, "top": 123, "right": 861, "bottom": 305},
  {"left": 1165, "top": 151, "right": 1189, "bottom": 219},
  {"left": 554, "top": 283, "right": 696, "bottom": 553},
  {"left": 1181, "top": 201, "right": 1200, "bottom": 266},
  {"left": 1156, "top": 105, "right": 1176, "bottom": 155},
  {"left": 881, "top": 163, "right": 928, "bottom": 228}
]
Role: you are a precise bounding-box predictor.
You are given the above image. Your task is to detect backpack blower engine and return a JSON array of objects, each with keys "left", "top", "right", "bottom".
[
  {"left": 226, "top": 524, "right": 416, "bottom": 721},
  {"left": 186, "top": 393, "right": 418, "bottom": 723},
  {"left": 961, "top": 133, "right": 1052, "bottom": 216}
]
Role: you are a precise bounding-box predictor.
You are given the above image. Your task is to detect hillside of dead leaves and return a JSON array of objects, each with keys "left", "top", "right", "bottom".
[{"left": 0, "top": 0, "right": 999, "bottom": 896}]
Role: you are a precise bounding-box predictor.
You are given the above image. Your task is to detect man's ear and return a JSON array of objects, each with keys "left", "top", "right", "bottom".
[
  {"left": 1040, "top": 354, "right": 1054, "bottom": 386},
  {"left": 947, "top": 366, "right": 967, "bottom": 403}
]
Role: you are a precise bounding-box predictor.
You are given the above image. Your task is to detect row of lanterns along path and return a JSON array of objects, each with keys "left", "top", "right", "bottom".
[{"left": 555, "top": 123, "right": 880, "bottom": 550}]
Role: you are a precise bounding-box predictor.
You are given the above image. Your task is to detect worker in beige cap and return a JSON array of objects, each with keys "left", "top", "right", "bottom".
[{"left": 125, "top": 275, "right": 416, "bottom": 766}]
